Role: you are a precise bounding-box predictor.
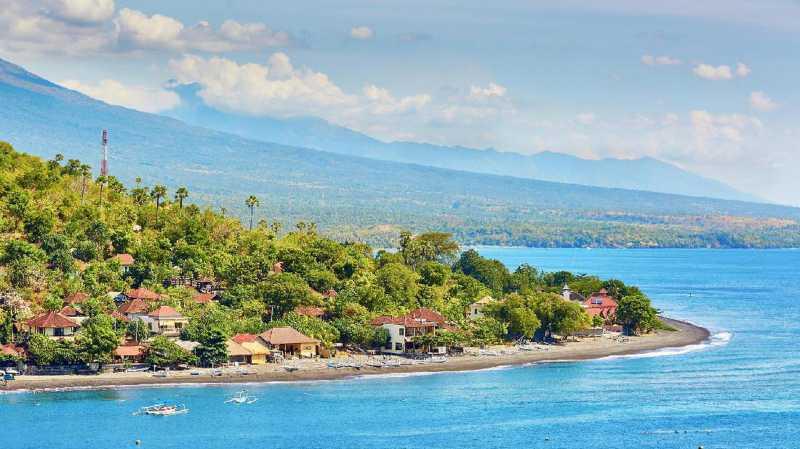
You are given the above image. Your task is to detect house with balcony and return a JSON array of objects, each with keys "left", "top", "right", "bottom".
[
  {"left": 26, "top": 311, "right": 79, "bottom": 339},
  {"left": 372, "top": 308, "right": 455, "bottom": 355},
  {"left": 147, "top": 306, "right": 188, "bottom": 337}
]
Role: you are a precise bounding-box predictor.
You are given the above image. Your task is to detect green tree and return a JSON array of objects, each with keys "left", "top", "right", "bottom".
[
  {"left": 193, "top": 327, "right": 228, "bottom": 367},
  {"left": 245, "top": 195, "right": 260, "bottom": 230},
  {"left": 375, "top": 262, "right": 419, "bottom": 307},
  {"left": 151, "top": 184, "right": 167, "bottom": 225},
  {"left": 174, "top": 186, "right": 189, "bottom": 208},
  {"left": 77, "top": 314, "right": 119, "bottom": 363},
  {"left": 508, "top": 307, "right": 541, "bottom": 339},
  {"left": 145, "top": 336, "right": 197, "bottom": 367},
  {"left": 127, "top": 318, "right": 150, "bottom": 342},
  {"left": 616, "top": 294, "right": 659, "bottom": 335}
]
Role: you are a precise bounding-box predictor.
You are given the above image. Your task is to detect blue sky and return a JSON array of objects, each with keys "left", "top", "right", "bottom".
[{"left": 1, "top": 1, "right": 798, "bottom": 204}]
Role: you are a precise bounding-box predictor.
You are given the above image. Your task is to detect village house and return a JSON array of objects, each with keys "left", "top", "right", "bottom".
[
  {"left": 59, "top": 305, "right": 88, "bottom": 325},
  {"left": 372, "top": 308, "right": 454, "bottom": 355},
  {"left": 147, "top": 306, "right": 188, "bottom": 337},
  {"left": 583, "top": 288, "right": 618, "bottom": 322},
  {"left": 192, "top": 291, "right": 218, "bottom": 305},
  {"left": 259, "top": 327, "right": 319, "bottom": 358},
  {"left": 64, "top": 292, "right": 90, "bottom": 305},
  {"left": 117, "top": 297, "right": 150, "bottom": 321},
  {"left": 231, "top": 334, "right": 271, "bottom": 364},
  {"left": 226, "top": 339, "right": 253, "bottom": 365},
  {"left": 123, "top": 287, "right": 161, "bottom": 302},
  {"left": 114, "top": 253, "right": 135, "bottom": 274},
  {"left": 113, "top": 342, "right": 146, "bottom": 364},
  {"left": 26, "top": 311, "right": 79, "bottom": 339},
  {"left": 468, "top": 296, "right": 495, "bottom": 319}
]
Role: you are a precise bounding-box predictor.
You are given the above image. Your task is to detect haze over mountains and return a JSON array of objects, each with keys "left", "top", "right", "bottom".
[
  {"left": 165, "top": 83, "right": 756, "bottom": 202},
  {"left": 1, "top": 57, "right": 798, "bottom": 248}
]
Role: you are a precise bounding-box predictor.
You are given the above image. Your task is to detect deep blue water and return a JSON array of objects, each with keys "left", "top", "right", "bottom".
[{"left": 3, "top": 248, "right": 799, "bottom": 449}]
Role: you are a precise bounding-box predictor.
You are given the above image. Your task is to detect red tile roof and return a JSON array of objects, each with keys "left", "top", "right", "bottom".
[
  {"left": 27, "top": 311, "right": 78, "bottom": 329},
  {"left": 115, "top": 253, "right": 135, "bottom": 266},
  {"left": 65, "top": 292, "right": 89, "bottom": 304},
  {"left": 260, "top": 327, "right": 318, "bottom": 345},
  {"left": 118, "top": 298, "right": 149, "bottom": 315},
  {"left": 1, "top": 343, "right": 24, "bottom": 358},
  {"left": 407, "top": 308, "right": 446, "bottom": 325},
  {"left": 114, "top": 344, "right": 144, "bottom": 357},
  {"left": 322, "top": 289, "right": 338, "bottom": 298},
  {"left": 111, "top": 310, "right": 130, "bottom": 322},
  {"left": 125, "top": 287, "right": 161, "bottom": 301},
  {"left": 584, "top": 291, "right": 618, "bottom": 317},
  {"left": 148, "top": 306, "right": 183, "bottom": 319},
  {"left": 193, "top": 292, "right": 216, "bottom": 304},
  {"left": 59, "top": 305, "right": 82, "bottom": 317},
  {"left": 232, "top": 333, "right": 259, "bottom": 344},
  {"left": 294, "top": 306, "right": 325, "bottom": 318}
]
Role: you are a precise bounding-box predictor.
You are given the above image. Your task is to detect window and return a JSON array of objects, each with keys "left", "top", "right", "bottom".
[
  {"left": 399, "top": 328, "right": 405, "bottom": 336},
  {"left": 54, "top": 328, "right": 64, "bottom": 337},
  {"left": 395, "top": 343, "right": 403, "bottom": 351}
]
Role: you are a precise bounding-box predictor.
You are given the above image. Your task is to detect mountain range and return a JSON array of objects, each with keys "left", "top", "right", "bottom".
[
  {"left": 1, "top": 57, "right": 798, "bottom": 248},
  {"left": 165, "top": 83, "right": 756, "bottom": 202}
]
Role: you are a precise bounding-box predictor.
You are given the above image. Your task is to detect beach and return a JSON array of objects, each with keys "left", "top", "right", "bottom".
[{"left": 1, "top": 318, "right": 709, "bottom": 393}]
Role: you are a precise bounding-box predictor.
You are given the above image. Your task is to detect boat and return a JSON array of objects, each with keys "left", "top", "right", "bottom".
[
  {"left": 428, "top": 356, "right": 448, "bottom": 363},
  {"left": 225, "top": 390, "right": 258, "bottom": 405},
  {"left": 479, "top": 349, "right": 499, "bottom": 357},
  {"left": 135, "top": 404, "right": 189, "bottom": 416},
  {"left": 365, "top": 360, "right": 384, "bottom": 368},
  {"left": 210, "top": 368, "right": 223, "bottom": 376},
  {"left": 284, "top": 364, "right": 300, "bottom": 372},
  {"left": 152, "top": 370, "right": 169, "bottom": 378},
  {"left": 382, "top": 359, "right": 401, "bottom": 368},
  {"left": 327, "top": 361, "right": 343, "bottom": 369}
]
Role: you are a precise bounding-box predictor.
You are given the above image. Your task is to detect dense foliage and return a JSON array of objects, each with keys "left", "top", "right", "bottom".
[{"left": 0, "top": 142, "right": 665, "bottom": 367}]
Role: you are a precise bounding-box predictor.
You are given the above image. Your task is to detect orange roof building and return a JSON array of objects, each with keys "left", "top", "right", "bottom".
[
  {"left": 27, "top": 311, "right": 79, "bottom": 338},
  {"left": 294, "top": 306, "right": 325, "bottom": 318},
  {"left": 259, "top": 327, "right": 319, "bottom": 358},
  {"left": 583, "top": 289, "right": 618, "bottom": 320},
  {"left": 118, "top": 297, "right": 149, "bottom": 316},
  {"left": 65, "top": 292, "right": 89, "bottom": 304},
  {"left": 114, "top": 253, "right": 135, "bottom": 266},
  {"left": 125, "top": 287, "right": 161, "bottom": 301},
  {"left": 147, "top": 306, "right": 187, "bottom": 337}
]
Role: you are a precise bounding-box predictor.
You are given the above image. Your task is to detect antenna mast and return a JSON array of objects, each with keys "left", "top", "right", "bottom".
[{"left": 101, "top": 129, "right": 109, "bottom": 177}]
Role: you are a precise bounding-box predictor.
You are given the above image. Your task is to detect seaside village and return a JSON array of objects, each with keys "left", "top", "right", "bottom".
[
  {"left": 0, "top": 250, "right": 625, "bottom": 380},
  {"left": 0, "top": 145, "right": 666, "bottom": 386}
]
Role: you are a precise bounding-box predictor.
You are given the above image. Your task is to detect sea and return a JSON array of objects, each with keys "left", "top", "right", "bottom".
[{"left": 2, "top": 248, "right": 798, "bottom": 449}]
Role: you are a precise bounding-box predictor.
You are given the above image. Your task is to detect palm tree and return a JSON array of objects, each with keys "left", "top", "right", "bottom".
[
  {"left": 245, "top": 195, "right": 260, "bottom": 230},
  {"left": 79, "top": 164, "right": 91, "bottom": 204},
  {"left": 152, "top": 184, "right": 167, "bottom": 225},
  {"left": 174, "top": 187, "right": 189, "bottom": 209}
]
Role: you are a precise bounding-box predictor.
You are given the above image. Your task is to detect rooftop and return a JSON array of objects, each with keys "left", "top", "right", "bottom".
[
  {"left": 27, "top": 311, "right": 78, "bottom": 329},
  {"left": 260, "top": 327, "right": 318, "bottom": 345}
]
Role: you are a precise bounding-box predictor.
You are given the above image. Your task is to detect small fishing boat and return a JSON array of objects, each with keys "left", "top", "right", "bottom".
[
  {"left": 152, "top": 370, "right": 169, "bottom": 378},
  {"left": 284, "top": 364, "right": 300, "bottom": 372},
  {"left": 327, "top": 361, "right": 343, "bottom": 369},
  {"left": 225, "top": 390, "right": 258, "bottom": 405},
  {"left": 210, "top": 368, "right": 223, "bottom": 376},
  {"left": 135, "top": 403, "right": 189, "bottom": 416},
  {"left": 428, "top": 356, "right": 448, "bottom": 363},
  {"left": 365, "top": 360, "right": 384, "bottom": 368},
  {"left": 382, "top": 359, "right": 401, "bottom": 368}
]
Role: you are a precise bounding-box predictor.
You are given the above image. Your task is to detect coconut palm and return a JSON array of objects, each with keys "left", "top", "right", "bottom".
[
  {"left": 245, "top": 195, "right": 260, "bottom": 230},
  {"left": 175, "top": 187, "right": 189, "bottom": 208},
  {"left": 152, "top": 184, "right": 167, "bottom": 225}
]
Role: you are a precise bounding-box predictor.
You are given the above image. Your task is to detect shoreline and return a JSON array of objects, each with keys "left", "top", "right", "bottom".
[{"left": 2, "top": 318, "right": 710, "bottom": 393}]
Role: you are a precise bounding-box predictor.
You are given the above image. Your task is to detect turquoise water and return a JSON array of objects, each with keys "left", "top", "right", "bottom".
[{"left": 2, "top": 248, "right": 799, "bottom": 448}]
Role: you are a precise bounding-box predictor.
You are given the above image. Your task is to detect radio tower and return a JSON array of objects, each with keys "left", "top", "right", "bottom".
[{"left": 100, "top": 129, "right": 109, "bottom": 176}]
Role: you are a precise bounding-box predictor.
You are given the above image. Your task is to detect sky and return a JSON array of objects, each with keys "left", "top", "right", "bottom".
[{"left": 1, "top": 0, "right": 799, "bottom": 205}]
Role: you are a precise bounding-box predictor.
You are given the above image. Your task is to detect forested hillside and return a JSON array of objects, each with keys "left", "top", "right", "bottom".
[{"left": 2, "top": 58, "right": 799, "bottom": 248}]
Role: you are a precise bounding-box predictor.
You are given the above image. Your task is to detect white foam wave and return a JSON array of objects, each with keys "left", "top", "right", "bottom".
[{"left": 598, "top": 331, "right": 732, "bottom": 361}]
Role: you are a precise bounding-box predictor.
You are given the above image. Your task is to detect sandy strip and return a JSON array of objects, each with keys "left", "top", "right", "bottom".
[{"left": 1, "top": 318, "right": 710, "bottom": 393}]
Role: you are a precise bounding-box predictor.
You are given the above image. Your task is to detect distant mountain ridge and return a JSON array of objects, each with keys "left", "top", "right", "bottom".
[
  {"left": 164, "top": 83, "right": 757, "bottom": 202},
  {"left": 2, "top": 57, "right": 798, "bottom": 248}
]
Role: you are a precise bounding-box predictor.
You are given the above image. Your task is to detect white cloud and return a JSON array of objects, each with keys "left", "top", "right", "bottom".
[
  {"left": 693, "top": 64, "right": 733, "bottom": 80},
  {"left": 750, "top": 91, "right": 778, "bottom": 111},
  {"left": 0, "top": 2, "right": 290, "bottom": 55},
  {"left": 641, "top": 54, "right": 681, "bottom": 66},
  {"left": 115, "top": 8, "right": 183, "bottom": 49},
  {"left": 576, "top": 113, "right": 596, "bottom": 125},
  {"left": 60, "top": 78, "right": 180, "bottom": 113},
  {"left": 468, "top": 83, "right": 507, "bottom": 100},
  {"left": 736, "top": 62, "right": 751, "bottom": 77},
  {"left": 692, "top": 61, "right": 751, "bottom": 80},
  {"left": 350, "top": 26, "right": 374, "bottom": 40},
  {"left": 44, "top": 0, "right": 115, "bottom": 24}
]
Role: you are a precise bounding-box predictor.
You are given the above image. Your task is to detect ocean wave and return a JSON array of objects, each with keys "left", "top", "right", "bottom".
[{"left": 597, "top": 331, "right": 732, "bottom": 361}]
